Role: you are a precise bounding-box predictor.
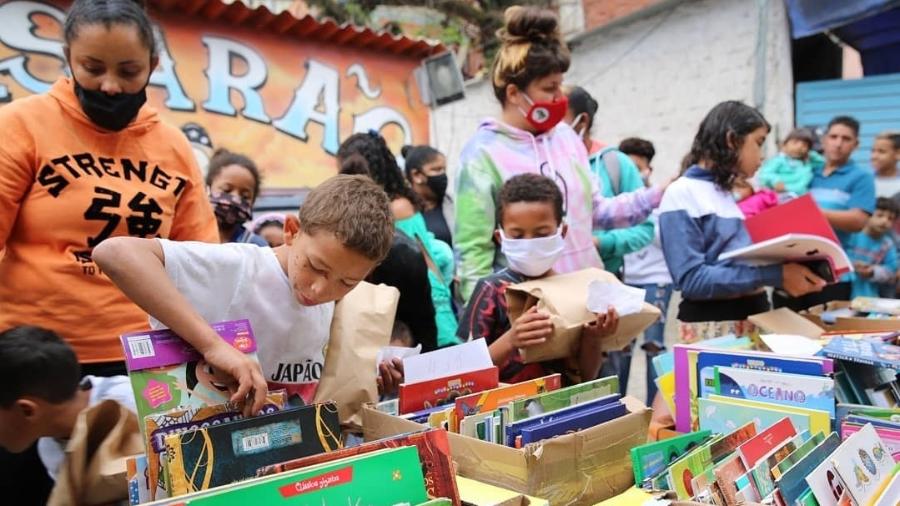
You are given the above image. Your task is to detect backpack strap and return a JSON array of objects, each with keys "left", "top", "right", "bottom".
[{"left": 600, "top": 148, "right": 622, "bottom": 195}]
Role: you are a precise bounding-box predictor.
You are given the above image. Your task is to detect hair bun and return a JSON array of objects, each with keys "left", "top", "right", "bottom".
[{"left": 500, "top": 6, "right": 561, "bottom": 45}]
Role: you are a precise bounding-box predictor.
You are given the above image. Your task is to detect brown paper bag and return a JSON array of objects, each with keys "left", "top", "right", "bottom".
[
  {"left": 506, "top": 268, "right": 661, "bottom": 363},
  {"left": 313, "top": 281, "right": 399, "bottom": 430},
  {"left": 47, "top": 399, "right": 144, "bottom": 506}
]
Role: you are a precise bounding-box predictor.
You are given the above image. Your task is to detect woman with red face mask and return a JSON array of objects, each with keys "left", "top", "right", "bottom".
[{"left": 453, "top": 6, "right": 667, "bottom": 302}]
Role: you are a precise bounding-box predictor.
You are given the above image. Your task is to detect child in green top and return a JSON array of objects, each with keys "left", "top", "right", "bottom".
[{"left": 757, "top": 128, "right": 822, "bottom": 195}]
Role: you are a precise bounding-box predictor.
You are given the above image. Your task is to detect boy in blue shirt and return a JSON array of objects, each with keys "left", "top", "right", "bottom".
[{"left": 847, "top": 197, "right": 898, "bottom": 298}]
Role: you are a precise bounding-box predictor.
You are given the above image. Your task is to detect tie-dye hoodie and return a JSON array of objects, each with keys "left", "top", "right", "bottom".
[{"left": 453, "top": 118, "right": 662, "bottom": 300}]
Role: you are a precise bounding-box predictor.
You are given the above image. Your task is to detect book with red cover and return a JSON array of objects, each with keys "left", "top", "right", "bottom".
[
  {"left": 257, "top": 428, "right": 459, "bottom": 505},
  {"left": 398, "top": 366, "right": 499, "bottom": 415},
  {"left": 737, "top": 417, "right": 797, "bottom": 469},
  {"left": 743, "top": 194, "right": 838, "bottom": 244},
  {"left": 719, "top": 194, "right": 851, "bottom": 279},
  {"left": 453, "top": 374, "right": 562, "bottom": 431}
]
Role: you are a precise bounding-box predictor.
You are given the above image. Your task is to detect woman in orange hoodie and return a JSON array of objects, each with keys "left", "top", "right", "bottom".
[{"left": 0, "top": 0, "right": 217, "bottom": 377}]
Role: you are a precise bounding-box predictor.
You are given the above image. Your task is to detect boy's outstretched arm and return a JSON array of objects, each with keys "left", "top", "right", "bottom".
[{"left": 93, "top": 237, "right": 268, "bottom": 417}]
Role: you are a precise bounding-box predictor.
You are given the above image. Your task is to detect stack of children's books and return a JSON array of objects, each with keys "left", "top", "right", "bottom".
[
  {"left": 123, "top": 321, "right": 459, "bottom": 505},
  {"left": 630, "top": 417, "right": 898, "bottom": 505},
  {"left": 640, "top": 325, "right": 900, "bottom": 504},
  {"left": 375, "top": 339, "right": 626, "bottom": 449}
]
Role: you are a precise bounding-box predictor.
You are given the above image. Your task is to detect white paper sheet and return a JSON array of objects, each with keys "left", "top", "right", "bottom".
[
  {"left": 760, "top": 333, "right": 823, "bottom": 356},
  {"left": 374, "top": 344, "right": 422, "bottom": 374},
  {"left": 586, "top": 280, "right": 646, "bottom": 316},
  {"left": 402, "top": 339, "right": 493, "bottom": 383}
]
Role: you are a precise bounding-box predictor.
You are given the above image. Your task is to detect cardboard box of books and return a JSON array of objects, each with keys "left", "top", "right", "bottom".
[
  {"left": 362, "top": 396, "right": 651, "bottom": 504},
  {"left": 505, "top": 268, "right": 661, "bottom": 363},
  {"left": 802, "top": 300, "right": 900, "bottom": 332}
]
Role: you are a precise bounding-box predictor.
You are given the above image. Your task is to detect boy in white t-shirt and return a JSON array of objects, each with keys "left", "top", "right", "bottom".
[
  {"left": 94, "top": 175, "right": 397, "bottom": 415},
  {"left": 0, "top": 326, "right": 136, "bottom": 480}
]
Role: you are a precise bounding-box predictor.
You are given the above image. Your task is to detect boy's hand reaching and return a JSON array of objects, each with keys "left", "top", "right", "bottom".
[
  {"left": 377, "top": 358, "right": 404, "bottom": 397},
  {"left": 782, "top": 263, "right": 827, "bottom": 297},
  {"left": 202, "top": 339, "right": 268, "bottom": 417},
  {"left": 510, "top": 306, "right": 554, "bottom": 348},
  {"left": 582, "top": 306, "right": 619, "bottom": 341}
]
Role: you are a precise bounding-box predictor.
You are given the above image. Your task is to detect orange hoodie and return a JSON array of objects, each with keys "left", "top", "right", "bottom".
[{"left": 0, "top": 78, "right": 218, "bottom": 363}]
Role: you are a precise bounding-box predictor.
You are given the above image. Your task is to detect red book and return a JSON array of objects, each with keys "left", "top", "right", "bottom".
[
  {"left": 398, "top": 366, "right": 499, "bottom": 415},
  {"left": 737, "top": 417, "right": 797, "bottom": 469},
  {"left": 743, "top": 194, "right": 839, "bottom": 244},
  {"left": 719, "top": 195, "right": 851, "bottom": 278},
  {"left": 257, "top": 428, "right": 460, "bottom": 505}
]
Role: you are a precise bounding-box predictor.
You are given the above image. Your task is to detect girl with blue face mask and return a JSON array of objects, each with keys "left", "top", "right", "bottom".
[{"left": 458, "top": 174, "right": 619, "bottom": 386}]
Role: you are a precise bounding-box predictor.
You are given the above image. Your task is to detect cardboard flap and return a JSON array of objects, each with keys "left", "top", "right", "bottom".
[{"left": 748, "top": 307, "right": 824, "bottom": 338}]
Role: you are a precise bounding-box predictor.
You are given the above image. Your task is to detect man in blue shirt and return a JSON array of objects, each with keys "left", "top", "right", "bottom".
[{"left": 773, "top": 116, "right": 876, "bottom": 310}]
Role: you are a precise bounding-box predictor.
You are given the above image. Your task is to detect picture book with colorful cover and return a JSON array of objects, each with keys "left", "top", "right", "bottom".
[
  {"left": 257, "top": 428, "right": 459, "bottom": 505},
  {"left": 772, "top": 431, "right": 826, "bottom": 481},
  {"left": 458, "top": 411, "right": 495, "bottom": 440},
  {"left": 747, "top": 431, "right": 808, "bottom": 500},
  {"left": 630, "top": 430, "right": 713, "bottom": 484},
  {"left": 806, "top": 453, "right": 846, "bottom": 506},
  {"left": 713, "top": 453, "right": 748, "bottom": 506},
  {"left": 127, "top": 454, "right": 150, "bottom": 506},
  {"left": 121, "top": 320, "right": 258, "bottom": 426},
  {"left": 714, "top": 366, "right": 836, "bottom": 417},
  {"left": 737, "top": 417, "right": 797, "bottom": 470},
  {"left": 149, "top": 446, "right": 427, "bottom": 505},
  {"left": 708, "top": 421, "right": 758, "bottom": 463},
  {"left": 830, "top": 423, "right": 895, "bottom": 505},
  {"left": 688, "top": 467, "right": 718, "bottom": 504},
  {"left": 696, "top": 349, "right": 833, "bottom": 404},
  {"left": 774, "top": 432, "right": 841, "bottom": 506},
  {"left": 506, "top": 375, "right": 618, "bottom": 423},
  {"left": 518, "top": 400, "right": 626, "bottom": 446},
  {"left": 398, "top": 366, "right": 499, "bottom": 414},
  {"left": 164, "top": 402, "right": 342, "bottom": 496},
  {"left": 699, "top": 394, "right": 830, "bottom": 436},
  {"left": 823, "top": 337, "right": 900, "bottom": 370},
  {"left": 452, "top": 374, "right": 562, "bottom": 430},
  {"left": 842, "top": 421, "right": 900, "bottom": 462},
  {"left": 144, "top": 391, "right": 287, "bottom": 501},
  {"left": 698, "top": 397, "right": 809, "bottom": 439},
  {"left": 666, "top": 436, "right": 721, "bottom": 500}
]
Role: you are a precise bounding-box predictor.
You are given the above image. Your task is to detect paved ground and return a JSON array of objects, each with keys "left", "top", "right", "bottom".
[{"left": 625, "top": 291, "right": 681, "bottom": 405}]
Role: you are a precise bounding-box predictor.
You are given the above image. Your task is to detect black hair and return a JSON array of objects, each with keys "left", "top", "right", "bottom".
[
  {"left": 876, "top": 131, "right": 900, "bottom": 150},
  {"left": 566, "top": 86, "right": 598, "bottom": 131},
  {"left": 401, "top": 145, "right": 443, "bottom": 179},
  {"left": 784, "top": 128, "right": 815, "bottom": 149},
  {"left": 827, "top": 115, "right": 860, "bottom": 138},
  {"left": 64, "top": 0, "right": 157, "bottom": 59},
  {"left": 619, "top": 137, "right": 656, "bottom": 162},
  {"left": 498, "top": 173, "right": 564, "bottom": 225},
  {"left": 0, "top": 326, "right": 81, "bottom": 407},
  {"left": 876, "top": 197, "right": 899, "bottom": 217},
  {"left": 687, "top": 101, "right": 770, "bottom": 191},
  {"left": 337, "top": 132, "right": 423, "bottom": 209},
  {"left": 206, "top": 148, "right": 262, "bottom": 201}
]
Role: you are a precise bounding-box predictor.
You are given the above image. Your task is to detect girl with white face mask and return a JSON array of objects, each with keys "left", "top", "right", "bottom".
[{"left": 457, "top": 174, "right": 619, "bottom": 385}]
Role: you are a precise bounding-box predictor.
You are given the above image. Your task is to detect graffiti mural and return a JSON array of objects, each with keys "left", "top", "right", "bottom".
[{"left": 0, "top": 0, "right": 431, "bottom": 187}]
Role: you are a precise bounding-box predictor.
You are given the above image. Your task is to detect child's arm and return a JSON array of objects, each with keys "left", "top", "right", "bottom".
[
  {"left": 92, "top": 237, "right": 268, "bottom": 416},
  {"left": 821, "top": 172, "right": 875, "bottom": 233},
  {"left": 489, "top": 307, "right": 553, "bottom": 366}
]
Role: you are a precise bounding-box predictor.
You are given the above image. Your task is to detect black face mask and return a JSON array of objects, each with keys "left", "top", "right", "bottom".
[
  {"left": 426, "top": 173, "right": 448, "bottom": 200},
  {"left": 73, "top": 79, "right": 147, "bottom": 131}
]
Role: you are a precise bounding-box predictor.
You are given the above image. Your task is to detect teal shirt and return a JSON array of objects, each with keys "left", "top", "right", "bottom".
[
  {"left": 846, "top": 230, "right": 897, "bottom": 299},
  {"left": 395, "top": 213, "right": 461, "bottom": 347},
  {"left": 757, "top": 151, "right": 821, "bottom": 195},
  {"left": 590, "top": 149, "right": 654, "bottom": 274}
]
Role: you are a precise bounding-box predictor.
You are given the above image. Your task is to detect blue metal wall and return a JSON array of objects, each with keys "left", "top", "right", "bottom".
[{"left": 796, "top": 72, "right": 900, "bottom": 167}]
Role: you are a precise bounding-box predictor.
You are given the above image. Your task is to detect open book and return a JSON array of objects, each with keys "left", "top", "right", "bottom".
[
  {"left": 718, "top": 233, "right": 851, "bottom": 281},
  {"left": 718, "top": 195, "right": 852, "bottom": 282}
]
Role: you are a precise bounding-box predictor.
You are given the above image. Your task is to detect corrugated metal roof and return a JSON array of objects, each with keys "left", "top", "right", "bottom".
[{"left": 149, "top": 0, "right": 446, "bottom": 58}]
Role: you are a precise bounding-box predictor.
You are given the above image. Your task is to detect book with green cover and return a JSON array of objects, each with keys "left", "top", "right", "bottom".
[
  {"left": 630, "top": 430, "right": 713, "bottom": 484},
  {"left": 147, "top": 446, "right": 427, "bottom": 505},
  {"left": 667, "top": 436, "right": 723, "bottom": 500},
  {"left": 771, "top": 431, "right": 825, "bottom": 480},
  {"left": 506, "top": 375, "right": 619, "bottom": 423}
]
